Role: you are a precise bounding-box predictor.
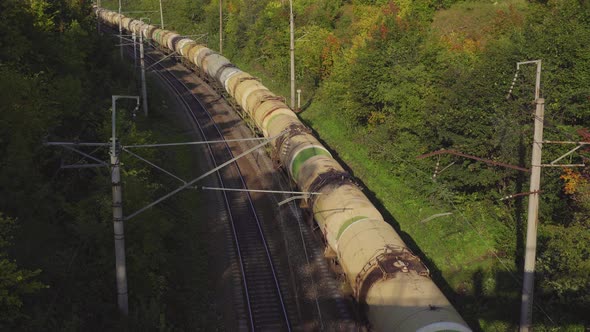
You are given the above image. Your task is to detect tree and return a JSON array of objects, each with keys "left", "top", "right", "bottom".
[
  {"left": 537, "top": 223, "right": 590, "bottom": 325},
  {"left": 0, "top": 214, "right": 44, "bottom": 328}
]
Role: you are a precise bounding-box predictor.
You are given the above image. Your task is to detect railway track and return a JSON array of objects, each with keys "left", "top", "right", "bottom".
[
  {"left": 145, "top": 50, "right": 293, "bottom": 331},
  {"left": 101, "top": 27, "right": 296, "bottom": 329}
]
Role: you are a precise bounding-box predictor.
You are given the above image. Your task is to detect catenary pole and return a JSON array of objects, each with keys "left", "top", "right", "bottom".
[
  {"left": 159, "top": 0, "right": 165, "bottom": 29},
  {"left": 96, "top": 1, "right": 101, "bottom": 33},
  {"left": 139, "top": 18, "right": 149, "bottom": 116},
  {"left": 132, "top": 32, "right": 137, "bottom": 68},
  {"left": 289, "top": 0, "right": 295, "bottom": 109},
  {"left": 219, "top": 0, "right": 223, "bottom": 54},
  {"left": 519, "top": 60, "right": 544, "bottom": 332},
  {"left": 110, "top": 95, "right": 139, "bottom": 316},
  {"left": 118, "top": 0, "right": 123, "bottom": 59}
]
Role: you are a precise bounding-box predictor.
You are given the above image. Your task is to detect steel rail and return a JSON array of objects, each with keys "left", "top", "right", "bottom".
[
  {"left": 170, "top": 68, "right": 292, "bottom": 332},
  {"left": 110, "top": 31, "right": 257, "bottom": 328},
  {"left": 141, "top": 45, "right": 291, "bottom": 330},
  {"left": 111, "top": 29, "right": 255, "bottom": 331},
  {"left": 147, "top": 57, "right": 256, "bottom": 330},
  {"left": 154, "top": 59, "right": 292, "bottom": 331}
]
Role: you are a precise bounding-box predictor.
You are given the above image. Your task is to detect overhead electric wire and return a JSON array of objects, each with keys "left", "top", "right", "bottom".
[
  {"left": 510, "top": 69, "right": 581, "bottom": 142},
  {"left": 364, "top": 136, "right": 556, "bottom": 325}
]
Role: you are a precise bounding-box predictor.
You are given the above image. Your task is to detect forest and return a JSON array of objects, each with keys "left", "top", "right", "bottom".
[
  {"left": 101, "top": 0, "right": 590, "bottom": 330},
  {"left": 1, "top": 0, "right": 211, "bottom": 330},
  {"left": 1, "top": 0, "right": 589, "bottom": 331}
]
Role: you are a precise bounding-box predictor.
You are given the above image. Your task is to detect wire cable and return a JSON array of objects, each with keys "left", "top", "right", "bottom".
[{"left": 363, "top": 135, "right": 557, "bottom": 325}]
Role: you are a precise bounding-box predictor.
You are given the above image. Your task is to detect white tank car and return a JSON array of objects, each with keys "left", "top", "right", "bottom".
[{"left": 95, "top": 7, "right": 472, "bottom": 331}]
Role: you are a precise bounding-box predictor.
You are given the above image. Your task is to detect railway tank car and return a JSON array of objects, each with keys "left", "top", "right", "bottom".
[{"left": 95, "top": 7, "right": 472, "bottom": 332}]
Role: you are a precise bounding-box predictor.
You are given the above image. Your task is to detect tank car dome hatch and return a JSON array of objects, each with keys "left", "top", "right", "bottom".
[
  {"left": 226, "top": 72, "right": 253, "bottom": 97},
  {"left": 251, "top": 98, "right": 285, "bottom": 128},
  {"left": 195, "top": 47, "right": 215, "bottom": 68},
  {"left": 219, "top": 67, "right": 242, "bottom": 91},
  {"left": 246, "top": 90, "right": 277, "bottom": 120},
  {"left": 234, "top": 79, "right": 267, "bottom": 115},
  {"left": 143, "top": 25, "right": 158, "bottom": 40},
  {"left": 168, "top": 34, "right": 184, "bottom": 52},
  {"left": 121, "top": 17, "right": 132, "bottom": 30},
  {"left": 202, "top": 53, "right": 232, "bottom": 79},
  {"left": 262, "top": 111, "right": 299, "bottom": 140},
  {"left": 163, "top": 32, "right": 179, "bottom": 50},
  {"left": 189, "top": 45, "right": 208, "bottom": 68},
  {"left": 178, "top": 40, "right": 197, "bottom": 57}
]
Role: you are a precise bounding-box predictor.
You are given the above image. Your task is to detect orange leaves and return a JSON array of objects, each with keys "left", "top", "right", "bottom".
[
  {"left": 561, "top": 129, "right": 590, "bottom": 195},
  {"left": 491, "top": 5, "right": 524, "bottom": 34},
  {"left": 379, "top": 24, "right": 389, "bottom": 39},
  {"left": 432, "top": 2, "right": 526, "bottom": 55},
  {"left": 227, "top": 2, "right": 236, "bottom": 13},
  {"left": 320, "top": 33, "right": 340, "bottom": 79},
  {"left": 382, "top": 2, "right": 398, "bottom": 16},
  {"left": 577, "top": 128, "right": 590, "bottom": 144},
  {"left": 561, "top": 168, "right": 586, "bottom": 195},
  {"left": 440, "top": 33, "right": 482, "bottom": 54},
  {"left": 367, "top": 111, "right": 386, "bottom": 129}
]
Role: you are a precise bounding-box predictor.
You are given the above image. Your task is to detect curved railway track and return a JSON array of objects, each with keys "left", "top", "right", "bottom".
[
  {"left": 105, "top": 26, "right": 360, "bottom": 330},
  {"left": 134, "top": 41, "right": 293, "bottom": 330}
]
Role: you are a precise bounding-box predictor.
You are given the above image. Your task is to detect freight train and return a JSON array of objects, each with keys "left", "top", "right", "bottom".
[{"left": 95, "top": 7, "right": 472, "bottom": 332}]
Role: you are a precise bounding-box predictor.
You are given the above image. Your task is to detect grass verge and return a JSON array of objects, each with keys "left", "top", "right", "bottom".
[
  {"left": 300, "top": 99, "right": 521, "bottom": 330},
  {"left": 220, "top": 51, "right": 523, "bottom": 329}
]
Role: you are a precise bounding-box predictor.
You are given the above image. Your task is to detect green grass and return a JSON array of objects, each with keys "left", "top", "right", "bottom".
[
  {"left": 171, "top": 22, "right": 527, "bottom": 331},
  {"left": 107, "top": 7, "right": 520, "bottom": 328},
  {"left": 300, "top": 99, "right": 522, "bottom": 329},
  {"left": 431, "top": 0, "right": 528, "bottom": 52},
  {"left": 224, "top": 47, "right": 520, "bottom": 328},
  {"left": 98, "top": 2, "right": 588, "bottom": 328},
  {"left": 228, "top": 59, "right": 499, "bottom": 283},
  {"left": 302, "top": 99, "right": 499, "bottom": 281}
]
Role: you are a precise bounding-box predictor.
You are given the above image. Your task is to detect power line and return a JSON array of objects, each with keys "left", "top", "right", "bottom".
[{"left": 361, "top": 134, "right": 557, "bottom": 325}]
